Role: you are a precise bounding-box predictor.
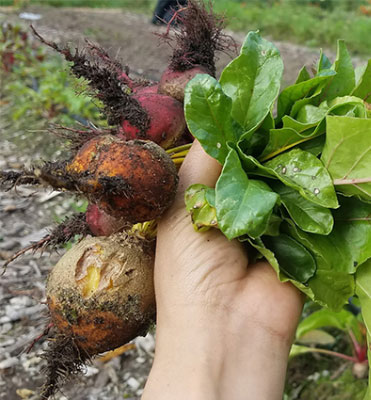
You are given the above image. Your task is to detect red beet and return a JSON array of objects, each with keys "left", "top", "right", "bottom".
[
  {"left": 158, "top": 65, "right": 211, "bottom": 102},
  {"left": 85, "top": 204, "right": 126, "bottom": 236},
  {"left": 133, "top": 83, "right": 159, "bottom": 96},
  {"left": 119, "top": 93, "right": 186, "bottom": 149}
]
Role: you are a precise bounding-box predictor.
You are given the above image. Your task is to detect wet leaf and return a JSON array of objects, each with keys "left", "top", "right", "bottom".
[
  {"left": 272, "top": 182, "right": 334, "bottom": 234},
  {"left": 264, "top": 148, "right": 339, "bottom": 208}
]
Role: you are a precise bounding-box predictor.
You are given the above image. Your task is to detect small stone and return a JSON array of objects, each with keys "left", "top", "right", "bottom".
[
  {"left": 10, "top": 296, "right": 33, "bottom": 307},
  {"left": 85, "top": 365, "right": 99, "bottom": 377},
  {"left": 0, "top": 239, "right": 19, "bottom": 251},
  {"left": 0, "top": 357, "right": 19, "bottom": 369},
  {"left": 135, "top": 333, "right": 155, "bottom": 355},
  {"left": 0, "top": 323, "right": 12, "bottom": 334},
  {"left": 126, "top": 377, "right": 141, "bottom": 391},
  {"left": 0, "top": 338, "right": 15, "bottom": 347},
  {"left": 7, "top": 222, "right": 26, "bottom": 236}
]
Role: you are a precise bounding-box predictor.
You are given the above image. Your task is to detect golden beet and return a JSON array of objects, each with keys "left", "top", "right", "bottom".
[
  {"left": 46, "top": 234, "right": 156, "bottom": 355},
  {"left": 66, "top": 135, "right": 178, "bottom": 223}
]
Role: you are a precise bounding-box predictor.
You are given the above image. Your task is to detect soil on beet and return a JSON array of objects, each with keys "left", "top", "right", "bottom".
[{"left": 0, "top": 5, "right": 366, "bottom": 400}]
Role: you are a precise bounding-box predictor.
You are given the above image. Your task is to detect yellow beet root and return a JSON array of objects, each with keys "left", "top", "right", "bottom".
[{"left": 46, "top": 233, "right": 156, "bottom": 355}]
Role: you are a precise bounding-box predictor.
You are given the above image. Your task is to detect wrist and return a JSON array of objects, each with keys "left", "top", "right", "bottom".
[
  {"left": 143, "top": 307, "right": 295, "bottom": 400},
  {"left": 142, "top": 311, "right": 225, "bottom": 400}
]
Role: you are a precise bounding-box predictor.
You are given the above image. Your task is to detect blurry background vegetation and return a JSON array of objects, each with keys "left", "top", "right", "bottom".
[{"left": 2, "top": 0, "right": 371, "bottom": 55}]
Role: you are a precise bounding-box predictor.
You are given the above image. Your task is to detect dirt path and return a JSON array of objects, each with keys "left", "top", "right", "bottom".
[{"left": 0, "top": 6, "right": 364, "bottom": 400}]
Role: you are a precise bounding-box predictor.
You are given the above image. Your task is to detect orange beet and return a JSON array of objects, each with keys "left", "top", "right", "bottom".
[{"left": 66, "top": 135, "right": 178, "bottom": 223}]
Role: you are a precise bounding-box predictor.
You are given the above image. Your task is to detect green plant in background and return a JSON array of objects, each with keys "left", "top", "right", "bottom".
[
  {"left": 213, "top": 0, "right": 371, "bottom": 56},
  {"left": 1, "top": 23, "right": 104, "bottom": 126},
  {"left": 2, "top": 0, "right": 156, "bottom": 13},
  {"left": 291, "top": 305, "right": 367, "bottom": 372}
]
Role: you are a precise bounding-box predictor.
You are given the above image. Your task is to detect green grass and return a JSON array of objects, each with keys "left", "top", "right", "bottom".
[
  {"left": 2, "top": 0, "right": 156, "bottom": 13},
  {"left": 214, "top": 0, "right": 371, "bottom": 56}
]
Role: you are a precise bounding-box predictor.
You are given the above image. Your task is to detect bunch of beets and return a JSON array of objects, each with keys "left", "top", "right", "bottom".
[{"left": 0, "top": 1, "right": 235, "bottom": 398}]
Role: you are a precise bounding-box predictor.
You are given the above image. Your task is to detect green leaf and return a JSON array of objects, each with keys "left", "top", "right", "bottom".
[
  {"left": 296, "top": 103, "right": 328, "bottom": 124},
  {"left": 297, "top": 135, "right": 326, "bottom": 157},
  {"left": 317, "top": 50, "right": 332, "bottom": 73},
  {"left": 260, "top": 95, "right": 367, "bottom": 161},
  {"left": 296, "top": 308, "right": 362, "bottom": 343},
  {"left": 321, "top": 116, "right": 371, "bottom": 201},
  {"left": 247, "top": 237, "right": 315, "bottom": 298},
  {"left": 264, "top": 148, "right": 339, "bottom": 209},
  {"left": 289, "top": 344, "right": 317, "bottom": 359},
  {"left": 185, "top": 184, "right": 217, "bottom": 232},
  {"left": 297, "top": 329, "right": 336, "bottom": 346},
  {"left": 295, "top": 66, "right": 311, "bottom": 84},
  {"left": 288, "top": 95, "right": 365, "bottom": 133},
  {"left": 276, "top": 69, "right": 336, "bottom": 121},
  {"left": 272, "top": 182, "right": 334, "bottom": 234},
  {"left": 264, "top": 213, "right": 282, "bottom": 236},
  {"left": 184, "top": 74, "right": 241, "bottom": 164},
  {"left": 283, "top": 116, "right": 320, "bottom": 135},
  {"left": 219, "top": 31, "right": 283, "bottom": 133},
  {"left": 333, "top": 196, "right": 371, "bottom": 267},
  {"left": 352, "top": 59, "right": 371, "bottom": 104},
  {"left": 355, "top": 259, "right": 371, "bottom": 395},
  {"left": 259, "top": 127, "right": 311, "bottom": 161},
  {"left": 355, "top": 64, "right": 367, "bottom": 86},
  {"left": 263, "top": 234, "right": 317, "bottom": 283},
  {"left": 307, "top": 271, "right": 355, "bottom": 312},
  {"left": 320, "top": 40, "right": 355, "bottom": 102},
  {"left": 286, "top": 222, "right": 356, "bottom": 274},
  {"left": 247, "top": 237, "right": 287, "bottom": 279},
  {"left": 290, "top": 82, "right": 326, "bottom": 119},
  {"left": 286, "top": 222, "right": 355, "bottom": 311},
  {"left": 215, "top": 148, "right": 279, "bottom": 239}
]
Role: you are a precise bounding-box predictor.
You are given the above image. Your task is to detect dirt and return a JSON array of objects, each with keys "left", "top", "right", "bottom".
[{"left": 0, "top": 5, "right": 365, "bottom": 400}]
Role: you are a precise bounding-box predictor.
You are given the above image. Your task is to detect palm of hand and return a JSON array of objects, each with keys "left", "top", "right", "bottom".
[{"left": 155, "top": 195, "right": 303, "bottom": 341}]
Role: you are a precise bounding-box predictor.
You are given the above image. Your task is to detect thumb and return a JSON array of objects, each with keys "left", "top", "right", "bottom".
[{"left": 177, "top": 140, "right": 222, "bottom": 194}]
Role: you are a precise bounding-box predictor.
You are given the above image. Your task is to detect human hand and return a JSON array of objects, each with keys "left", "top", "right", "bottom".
[{"left": 142, "top": 141, "right": 304, "bottom": 400}]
